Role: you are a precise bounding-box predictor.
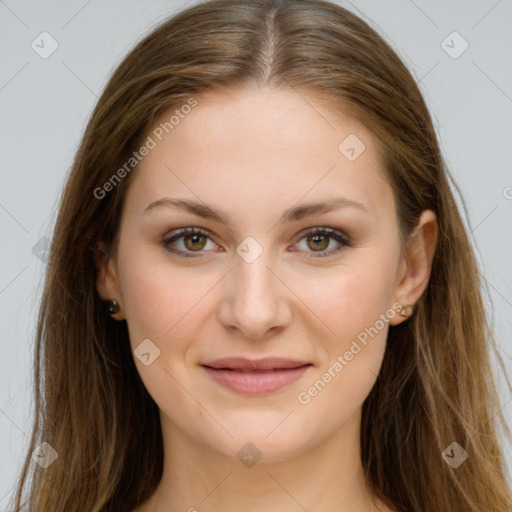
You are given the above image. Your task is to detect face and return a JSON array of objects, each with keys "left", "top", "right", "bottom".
[{"left": 97, "top": 86, "right": 420, "bottom": 463}]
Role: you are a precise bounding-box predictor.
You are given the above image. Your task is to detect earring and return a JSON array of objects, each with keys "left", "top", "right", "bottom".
[
  {"left": 106, "top": 298, "right": 120, "bottom": 316},
  {"left": 397, "top": 304, "right": 410, "bottom": 318}
]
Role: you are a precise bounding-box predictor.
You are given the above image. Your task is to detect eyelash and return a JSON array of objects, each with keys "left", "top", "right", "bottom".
[{"left": 161, "top": 226, "right": 351, "bottom": 258}]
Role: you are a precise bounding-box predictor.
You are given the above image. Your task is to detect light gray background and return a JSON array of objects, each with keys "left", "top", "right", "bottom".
[{"left": 1, "top": 0, "right": 511, "bottom": 508}]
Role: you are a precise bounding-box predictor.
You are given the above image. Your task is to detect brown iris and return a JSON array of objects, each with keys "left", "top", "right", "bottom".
[
  {"left": 184, "top": 233, "right": 207, "bottom": 251},
  {"left": 307, "top": 233, "right": 329, "bottom": 251}
]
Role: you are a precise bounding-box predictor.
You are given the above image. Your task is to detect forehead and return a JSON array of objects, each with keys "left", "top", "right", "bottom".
[{"left": 125, "top": 86, "right": 394, "bottom": 223}]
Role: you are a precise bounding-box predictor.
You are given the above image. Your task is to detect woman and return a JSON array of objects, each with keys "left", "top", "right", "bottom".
[{"left": 12, "top": 0, "right": 512, "bottom": 511}]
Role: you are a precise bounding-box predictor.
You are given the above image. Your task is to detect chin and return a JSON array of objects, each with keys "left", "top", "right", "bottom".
[{"left": 204, "top": 410, "right": 319, "bottom": 465}]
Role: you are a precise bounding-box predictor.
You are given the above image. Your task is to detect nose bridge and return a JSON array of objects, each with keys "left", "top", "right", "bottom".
[
  {"left": 221, "top": 235, "right": 288, "bottom": 338},
  {"left": 236, "top": 243, "right": 274, "bottom": 300},
  {"left": 235, "top": 235, "right": 277, "bottom": 308}
]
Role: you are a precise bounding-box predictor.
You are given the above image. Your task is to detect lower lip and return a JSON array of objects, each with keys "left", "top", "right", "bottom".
[{"left": 202, "top": 365, "right": 311, "bottom": 395}]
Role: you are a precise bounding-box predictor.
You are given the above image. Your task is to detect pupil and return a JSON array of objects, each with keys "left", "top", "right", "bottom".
[
  {"left": 186, "top": 234, "right": 205, "bottom": 250},
  {"left": 309, "top": 234, "right": 328, "bottom": 251}
]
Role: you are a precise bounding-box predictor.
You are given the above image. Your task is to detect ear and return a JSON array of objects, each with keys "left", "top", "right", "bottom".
[
  {"left": 389, "top": 209, "right": 438, "bottom": 326},
  {"left": 93, "top": 239, "right": 125, "bottom": 321}
]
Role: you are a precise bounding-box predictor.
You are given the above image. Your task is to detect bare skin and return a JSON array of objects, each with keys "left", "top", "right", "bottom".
[{"left": 96, "top": 85, "right": 437, "bottom": 512}]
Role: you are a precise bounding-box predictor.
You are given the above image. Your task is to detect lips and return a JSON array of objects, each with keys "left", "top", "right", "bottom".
[
  {"left": 201, "top": 357, "right": 312, "bottom": 395},
  {"left": 202, "top": 357, "right": 311, "bottom": 371}
]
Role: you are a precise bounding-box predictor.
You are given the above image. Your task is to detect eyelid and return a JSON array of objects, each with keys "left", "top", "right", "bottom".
[
  {"left": 162, "top": 225, "right": 351, "bottom": 258},
  {"left": 290, "top": 226, "right": 351, "bottom": 257},
  {"left": 293, "top": 226, "right": 350, "bottom": 245},
  {"left": 162, "top": 227, "right": 220, "bottom": 258}
]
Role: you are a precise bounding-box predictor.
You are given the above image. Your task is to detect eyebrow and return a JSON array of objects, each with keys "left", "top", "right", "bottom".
[{"left": 143, "top": 196, "right": 369, "bottom": 225}]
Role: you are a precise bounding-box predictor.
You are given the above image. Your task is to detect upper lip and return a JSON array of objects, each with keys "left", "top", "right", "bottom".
[{"left": 201, "top": 357, "right": 312, "bottom": 371}]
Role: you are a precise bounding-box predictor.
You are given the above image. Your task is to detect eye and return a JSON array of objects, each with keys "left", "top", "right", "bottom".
[
  {"left": 162, "top": 226, "right": 351, "bottom": 258},
  {"left": 162, "top": 227, "right": 219, "bottom": 258},
  {"left": 292, "top": 227, "right": 350, "bottom": 257}
]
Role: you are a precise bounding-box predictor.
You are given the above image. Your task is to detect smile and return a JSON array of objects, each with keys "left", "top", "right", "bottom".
[{"left": 201, "top": 357, "right": 313, "bottom": 395}]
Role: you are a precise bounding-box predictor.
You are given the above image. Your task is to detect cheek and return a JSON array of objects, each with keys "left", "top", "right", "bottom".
[
  {"left": 293, "top": 265, "right": 394, "bottom": 411},
  {"left": 118, "top": 252, "right": 210, "bottom": 408},
  {"left": 294, "top": 278, "right": 392, "bottom": 439},
  {"left": 295, "top": 262, "right": 396, "bottom": 344},
  {"left": 118, "top": 244, "right": 209, "bottom": 342}
]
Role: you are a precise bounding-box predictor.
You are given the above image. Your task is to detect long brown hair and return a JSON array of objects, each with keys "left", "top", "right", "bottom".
[{"left": 11, "top": 1, "right": 512, "bottom": 510}]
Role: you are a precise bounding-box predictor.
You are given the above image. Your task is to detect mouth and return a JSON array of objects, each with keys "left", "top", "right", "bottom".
[{"left": 200, "top": 357, "right": 313, "bottom": 395}]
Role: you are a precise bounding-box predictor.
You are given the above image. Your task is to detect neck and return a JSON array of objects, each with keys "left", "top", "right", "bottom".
[{"left": 139, "top": 408, "right": 389, "bottom": 512}]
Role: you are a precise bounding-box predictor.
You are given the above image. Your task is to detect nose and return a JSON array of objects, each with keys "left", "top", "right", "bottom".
[{"left": 216, "top": 241, "right": 292, "bottom": 340}]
